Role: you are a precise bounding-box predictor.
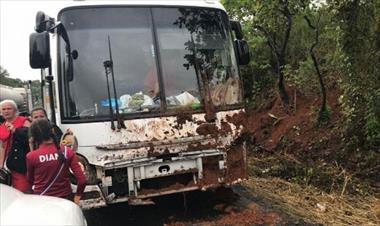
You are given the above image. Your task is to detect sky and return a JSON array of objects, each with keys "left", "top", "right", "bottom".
[{"left": 0, "top": 0, "right": 69, "bottom": 81}]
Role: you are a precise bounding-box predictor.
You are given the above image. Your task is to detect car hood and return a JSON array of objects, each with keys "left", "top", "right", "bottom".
[{"left": 1, "top": 185, "right": 86, "bottom": 226}]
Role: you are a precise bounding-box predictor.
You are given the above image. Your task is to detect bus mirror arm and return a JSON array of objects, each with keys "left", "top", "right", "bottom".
[
  {"left": 45, "top": 74, "right": 56, "bottom": 124},
  {"left": 35, "top": 11, "right": 55, "bottom": 33},
  {"left": 230, "top": 20, "right": 244, "bottom": 40}
]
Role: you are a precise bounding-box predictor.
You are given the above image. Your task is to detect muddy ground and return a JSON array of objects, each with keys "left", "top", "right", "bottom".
[{"left": 84, "top": 184, "right": 317, "bottom": 226}]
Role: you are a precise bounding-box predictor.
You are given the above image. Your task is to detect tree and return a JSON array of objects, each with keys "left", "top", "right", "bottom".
[
  {"left": 29, "top": 80, "right": 42, "bottom": 107},
  {"left": 329, "top": 0, "right": 380, "bottom": 152},
  {"left": 224, "top": 0, "right": 310, "bottom": 105},
  {"left": 302, "top": 6, "right": 329, "bottom": 123},
  {"left": 0, "top": 66, "right": 9, "bottom": 78},
  {"left": 0, "top": 65, "right": 23, "bottom": 87}
]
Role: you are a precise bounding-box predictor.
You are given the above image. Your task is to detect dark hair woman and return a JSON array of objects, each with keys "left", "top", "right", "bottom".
[
  {"left": 26, "top": 119, "right": 86, "bottom": 204},
  {"left": 30, "top": 107, "right": 64, "bottom": 145}
]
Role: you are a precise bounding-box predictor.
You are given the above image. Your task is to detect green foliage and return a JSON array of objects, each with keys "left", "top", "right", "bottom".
[
  {"left": 318, "top": 104, "right": 331, "bottom": 125},
  {"left": 0, "top": 66, "right": 8, "bottom": 77},
  {"left": 223, "top": 0, "right": 299, "bottom": 103},
  {"left": 29, "top": 80, "right": 42, "bottom": 107},
  {"left": 286, "top": 14, "right": 314, "bottom": 67},
  {"left": 223, "top": 0, "right": 379, "bottom": 182},
  {"left": 330, "top": 0, "right": 380, "bottom": 152},
  {"left": 224, "top": 0, "right": 379, "bottom": 151},
  {"left": 285, "top": 57, "right": 318, "bottom": 95},
  {"left": 222, "top": 0, "right": 276, "bottom": 103},
  {"left": 0, "top": 65, "right": 42, "bottom": 107},
  {"left": 0, "top": 66, "right": 23, "bottom": 87},
  {"left": 365, "top": 109, "right": 380, "bottom": 148},
  {"left": 243, "top": 35, "right": 276, "bottom": 103}
]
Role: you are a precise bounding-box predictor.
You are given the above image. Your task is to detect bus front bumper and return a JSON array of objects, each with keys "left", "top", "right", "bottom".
[{"left": 78, "top": 147, "right": 247, "bottom": 210}]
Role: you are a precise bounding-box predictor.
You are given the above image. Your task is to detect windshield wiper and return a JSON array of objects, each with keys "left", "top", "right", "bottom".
[
  {"left": 103, "top": 60, "right": 116, "bottom": 130},
  {"left": 104, "top": 35, "right": 125, "bottom": 130}
]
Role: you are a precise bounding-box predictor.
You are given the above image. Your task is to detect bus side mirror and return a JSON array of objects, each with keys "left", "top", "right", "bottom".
[
  {"left": 230, "top": 20, "right": 244, "bottom": 40},
  {"left": 29, "top": 32, "right": 51, "bottom": 69},
  {"left": 235, "top": 39, "right": 250, "bottom": 65}
]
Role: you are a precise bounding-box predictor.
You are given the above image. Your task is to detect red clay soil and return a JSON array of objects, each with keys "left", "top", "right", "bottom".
[
  {"left": 208, "top": 202, "right": 280, "bottom": 226},
  {"left": 244, "top": 87, "right": 343, "bottom": 159},
  {"left": 226, "top": 145, "right": 248, "bottom": 182},
  {"left": 168, "top": 202, "right": 280, "bottom": 226}
]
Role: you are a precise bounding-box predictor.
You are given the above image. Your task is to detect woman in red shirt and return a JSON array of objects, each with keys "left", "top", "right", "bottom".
[
  {"left": 0, "top": 99, "right": 31, "bottom": 192},
  {"left": 26, "top": 119, "right": 86, "bottom": 204}
]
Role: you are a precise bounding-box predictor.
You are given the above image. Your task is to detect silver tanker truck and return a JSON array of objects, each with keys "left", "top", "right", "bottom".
[{"left": 0, "top": 84, "right": 29, "bottom": 112}]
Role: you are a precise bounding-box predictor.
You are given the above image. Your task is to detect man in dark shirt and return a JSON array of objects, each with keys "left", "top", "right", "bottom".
[
  {"left": 30, "top": 108, "right": 64, "bottom": 143},
  {"left": 30, "top": 108, "right": 77, "bottom": 152}
]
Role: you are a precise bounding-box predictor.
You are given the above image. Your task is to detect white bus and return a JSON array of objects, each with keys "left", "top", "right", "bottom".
[{"left": 29, "top": 0, "right": 250, "bottom": 209}]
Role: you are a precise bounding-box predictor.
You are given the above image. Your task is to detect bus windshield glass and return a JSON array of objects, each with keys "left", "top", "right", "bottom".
[{"left": 58, "top": 7, "right": 241, "bottom": 120}]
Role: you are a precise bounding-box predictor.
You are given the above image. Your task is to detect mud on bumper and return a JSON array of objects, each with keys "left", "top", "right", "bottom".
[{"left": 79, "top": 147, "right": 247, "bottom": 209}]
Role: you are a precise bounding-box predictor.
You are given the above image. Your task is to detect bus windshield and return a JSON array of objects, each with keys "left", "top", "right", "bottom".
[{"left": 58, "top": 7, "right": 241, "bottom": 120}]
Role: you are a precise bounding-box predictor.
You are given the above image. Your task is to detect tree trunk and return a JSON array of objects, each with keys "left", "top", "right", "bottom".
[
  {"left": 304, "top": 15, "right": 328, "bottom": 123},
  {"left": 311, "top": 51, "right": 327, "bottom": 121},
  {"left": 278, "top": 0, "right": 292, "bottom": 105},
  {"left": 252, "top": 0, "right": 292, "bottom": 105},
  {"left": 278, "top": 58, "right": 289, "bottom": 104}
]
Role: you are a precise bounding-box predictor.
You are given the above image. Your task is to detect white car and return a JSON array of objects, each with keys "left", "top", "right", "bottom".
[{"left": 0, "top": 184, "right": 87, "bottom": 226}]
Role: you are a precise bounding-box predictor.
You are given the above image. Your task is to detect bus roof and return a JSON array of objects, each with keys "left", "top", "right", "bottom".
[{"left": 44, "top": 0, "right": 226, "bottom": 18}]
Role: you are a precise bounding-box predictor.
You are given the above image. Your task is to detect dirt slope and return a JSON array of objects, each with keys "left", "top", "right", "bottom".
[{"left": 245, "top": 88, "right": 342, "bottom": 158}]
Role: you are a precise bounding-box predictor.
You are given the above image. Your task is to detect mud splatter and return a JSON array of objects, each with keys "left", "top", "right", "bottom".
[
  {"left": 226, "top": 111, "right": 247, "bottom": 131},
  {"left": 186, "top": 142, "right": 217, "bottom": 152},
  {"left": 196, "top": 123, "right": 219, "bottom": 136},
  {"left": 220, "top": 121, "right": 232, "bottom": 134},
  {"left": 138, "top": 173, "right": 196, "bottom": 195},
  {"left": 226, "top": 145, "right": 247, "bottom": 183},
  {"left": 175, "top": 111, "right": 193, "bottom": 129},
  {"left": 201, "top": 156, "right": 223, "bottom": 186}
]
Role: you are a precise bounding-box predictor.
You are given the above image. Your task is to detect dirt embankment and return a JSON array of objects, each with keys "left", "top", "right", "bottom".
[
  {"left": 243, "top": 88, "right": 359, "bottom": 188},
  {"left": 245, "top": 88, "right": 342, "bottom": 157},
  {"left": 241, "top": 87, "right": 380, "bottom": 225}
]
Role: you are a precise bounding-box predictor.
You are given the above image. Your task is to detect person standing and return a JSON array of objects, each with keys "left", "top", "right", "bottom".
[
  {"left": 30, "top": 107, "right": 76, "bottom": 151},
  {"left": 26, "top": 119, "right": 86, "bottom": 204},
  {"left": 30, "top": 107, "right": 63, "bottom": 143},
  {"left": 0, "top": 99, "right": 31, "bottom": 192}
]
